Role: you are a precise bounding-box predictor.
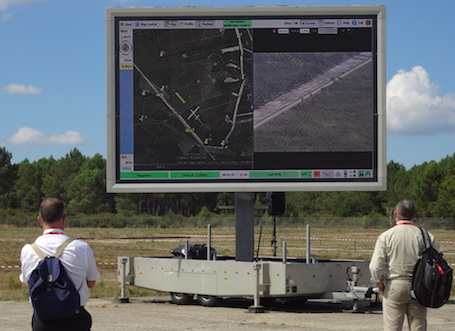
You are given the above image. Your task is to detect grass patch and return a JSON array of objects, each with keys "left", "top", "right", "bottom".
[{"left": 2, "top": 226, "right": 454, "bottom": 301}]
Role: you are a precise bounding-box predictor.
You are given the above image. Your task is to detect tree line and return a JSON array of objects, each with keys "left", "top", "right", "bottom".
[{"left": 1, "top": 147, "right": 454, "bottom": 222}]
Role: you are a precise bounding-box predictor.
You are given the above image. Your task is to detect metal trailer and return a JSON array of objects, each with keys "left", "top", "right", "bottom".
[{"left": 117, "top": 226, "right": 378, "bottom": 312}]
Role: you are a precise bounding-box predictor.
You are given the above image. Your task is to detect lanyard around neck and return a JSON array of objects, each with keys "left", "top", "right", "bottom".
[
  {"left": 43, "top": 229, "right": 65, "bottom": 235},
  {"left": 395, "top": 220, "right": 414, "bottom": 226}
]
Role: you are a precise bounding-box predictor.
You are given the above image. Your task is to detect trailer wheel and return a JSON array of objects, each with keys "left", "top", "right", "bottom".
[
  {"left": 170, "top": 292, "right": 193, "bottom": 305},
  {"left": 196, "top": 295, "right": 219, "bottom": 307}
]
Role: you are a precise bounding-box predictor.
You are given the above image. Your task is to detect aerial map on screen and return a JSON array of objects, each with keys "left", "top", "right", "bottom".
[{"left": 132, "top": 27, "right": 254, "bottom": 170}]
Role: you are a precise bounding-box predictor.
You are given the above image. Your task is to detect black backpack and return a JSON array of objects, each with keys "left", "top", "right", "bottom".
[
  {"left": 28, "top": 238, "right": 81, "bottom": 320},
  {"left": 411, "top": 228, "right": 453, "bottom": 308}
]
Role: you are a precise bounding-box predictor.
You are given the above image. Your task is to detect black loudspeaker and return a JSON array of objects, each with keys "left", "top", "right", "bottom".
[{"left": 266, "top": 192, "right": 285, "bottom": 216}]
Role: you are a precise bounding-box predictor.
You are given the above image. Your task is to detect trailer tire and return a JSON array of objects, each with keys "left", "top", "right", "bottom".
[
  {"left": 170, "top": 292, "right": 193, "bottom": 305},
  {"left": 196, "top": 295, "right": 219, "bottom": 307}
]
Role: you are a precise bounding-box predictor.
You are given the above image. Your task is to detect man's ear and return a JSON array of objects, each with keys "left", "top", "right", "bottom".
[{"left": 37, "top": 215, "right": 44, "bottom": 227}]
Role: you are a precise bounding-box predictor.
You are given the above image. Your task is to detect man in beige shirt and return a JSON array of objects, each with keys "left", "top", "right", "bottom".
[{"left": 369, "top": 199, "right": 438, "bottom": 331}]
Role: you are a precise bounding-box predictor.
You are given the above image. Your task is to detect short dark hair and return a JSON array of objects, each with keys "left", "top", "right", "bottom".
[
  {"left": 395, "top": 199, "right": 416, "bottom": 220},
  {"left": 39, "top": 198, "right": 65, "bottom": 224}
]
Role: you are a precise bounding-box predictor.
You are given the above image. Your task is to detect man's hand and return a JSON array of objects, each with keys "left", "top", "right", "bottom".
[{"left": 376, "top": 282, "right": 384, "bottom": 294}]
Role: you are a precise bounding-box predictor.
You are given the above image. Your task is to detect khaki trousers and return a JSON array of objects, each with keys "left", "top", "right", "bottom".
[{"left": 382, "top": 279, "right": 427, "bottom": 331}]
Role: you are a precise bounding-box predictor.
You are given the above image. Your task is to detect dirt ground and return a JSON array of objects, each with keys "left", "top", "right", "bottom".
[{"left": 2, "top": 296, "right": 454, "bottom": 331}]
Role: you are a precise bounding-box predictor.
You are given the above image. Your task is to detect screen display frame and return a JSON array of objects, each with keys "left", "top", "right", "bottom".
[{"left": 106, "top": 6, "right": 386, "bottom": 193}]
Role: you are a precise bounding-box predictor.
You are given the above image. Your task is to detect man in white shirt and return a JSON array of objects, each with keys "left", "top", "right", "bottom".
[
  {"left": 369, "top": 199, "right": 438, "bottom": 331},
  {"left": 20, "top": 198, "right": 100, "bottom": 331}
]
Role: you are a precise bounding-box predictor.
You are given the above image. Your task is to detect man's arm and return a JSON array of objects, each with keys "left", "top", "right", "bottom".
[
  {"left": 369, "top": 235, "right": 387, "bottom": 291},
  {"left": 19, "top": 244, "right": 35, "bottom": 284},
  {"left": 84, "top": 242, "right": 100, "bottom": 287}
]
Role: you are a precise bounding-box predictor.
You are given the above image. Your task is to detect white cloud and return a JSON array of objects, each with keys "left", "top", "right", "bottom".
[
  {"left": 1, "top": 83, "right": 43, "bottom": 95},
  {"left": 0, "top": 0, "right": 39, "bottom": 11},
  {"left": 387, "top": 66, "right": 455, "bottom": 135},
  {"left": 7, "top": 127, "right": 83, "bottom": 145}
]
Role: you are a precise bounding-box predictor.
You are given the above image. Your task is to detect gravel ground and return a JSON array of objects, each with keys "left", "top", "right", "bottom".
[{"left": 2, "top": 296, "right": 454, "bottom": 330}]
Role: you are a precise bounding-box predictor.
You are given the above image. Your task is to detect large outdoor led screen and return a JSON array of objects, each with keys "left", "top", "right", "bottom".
[{"left": 106, "top": 6, "right": 386, "bottom": 192}]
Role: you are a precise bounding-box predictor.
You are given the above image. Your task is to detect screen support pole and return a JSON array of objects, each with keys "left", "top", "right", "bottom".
[{"left": 235, "top": 192, "right": 255, "bottom": 261}]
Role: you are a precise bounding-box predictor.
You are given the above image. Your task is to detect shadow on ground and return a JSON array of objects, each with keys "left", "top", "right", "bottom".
[{"left": 140, "top": 296, "right": 383, "bottom": 314}]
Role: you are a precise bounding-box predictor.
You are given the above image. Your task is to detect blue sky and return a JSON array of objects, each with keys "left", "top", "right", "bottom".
[{"left": 1, "top": 0, "right": 454, "bottom": 169}]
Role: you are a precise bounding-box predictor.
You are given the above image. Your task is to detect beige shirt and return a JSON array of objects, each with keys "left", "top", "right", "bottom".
[{"left": 369, "top": 222, "right": 438, "bottom": 284}]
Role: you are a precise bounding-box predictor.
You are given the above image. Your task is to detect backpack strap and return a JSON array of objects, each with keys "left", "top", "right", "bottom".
[
  {"left": 30, "top": 238, "right": 74, "bottom": 260},
  {"left": 30, "top": 243, "right": 46, "bottom": 260},
  {"left": 54, "top": 238, "right": 75, "bottom": 258},
  {"left": 419, "top": 227, "right": 431, "bottom": 250}
]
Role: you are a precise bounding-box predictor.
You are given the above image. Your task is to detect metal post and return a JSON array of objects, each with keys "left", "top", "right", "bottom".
[
  {"left": 256, "top": 225, "right": 263, "bottom": 261},
  {"left": 306, "top": 224, "right": 311, "bottom": 264},
  {"left": 282, "top": 241, "right": 287, "bottom": 263},
  {"left": 120, "top": 258, "right": 126, "bottom": 298},
  {"left": 117, "top": 257, "right": 129, "bottom": 303},
  {"left": 248, "top": 263, "right": 265, "bottom": 313},
  {"left": 207, "top": 224, "right": 212, "bottom": 260}
]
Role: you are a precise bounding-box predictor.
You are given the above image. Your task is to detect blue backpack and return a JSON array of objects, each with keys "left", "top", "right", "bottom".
[{"left": 28, "top": 238, "right": 81, "bottom": 320}]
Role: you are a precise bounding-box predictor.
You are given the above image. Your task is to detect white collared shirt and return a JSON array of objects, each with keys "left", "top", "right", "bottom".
[{"left": 20, "top": 229, "right": 100, "bottom": 306}]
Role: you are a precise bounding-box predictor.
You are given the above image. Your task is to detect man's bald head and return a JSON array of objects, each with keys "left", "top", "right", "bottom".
[{"left": 39, "top": 198, "right": 65, "bottom": 224}]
